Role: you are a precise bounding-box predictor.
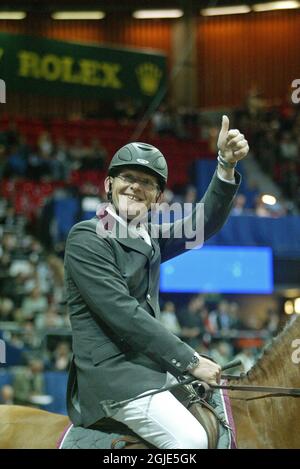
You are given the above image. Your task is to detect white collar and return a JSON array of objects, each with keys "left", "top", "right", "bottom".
[
  {"left": 106, "top": 205, "right": 151, "bottom": 246},
  {"left": 106, "top": 205, "right": 127, "bottom": 227}
]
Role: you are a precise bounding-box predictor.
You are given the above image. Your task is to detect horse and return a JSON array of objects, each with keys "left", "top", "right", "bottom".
[{"left": 0, "top": 315, "right": 299, "bottom": 449}]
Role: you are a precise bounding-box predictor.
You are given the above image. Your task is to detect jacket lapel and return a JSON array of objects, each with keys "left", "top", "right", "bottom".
[
  {"left": 96, "top": 205, "right": 153, "bottom": 260},
  {"left": 115, "top": 234, "right": 153, "bottom": 260},
  {"left": 150, "top": 236, "right": 160, "bottom": 264}
]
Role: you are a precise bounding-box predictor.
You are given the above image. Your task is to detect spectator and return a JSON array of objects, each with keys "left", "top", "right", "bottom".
[
  {"left": 21, "top": 286, "right": 48, "bottom": 322},
  {"left": 35, "top": 304, "right": 65, "bottom": 330},
  {"left": 81, "top": 138, "right": 107, "bottom": 171},
  {"left": 210, "top": 341, "right": 233, "bottom": 367},
  {"left": 151, "top": 104, "right": 172, "bottom": 136},
  {"left": 3, "top": 144, "right": 27, "bottom": 178},
  {"left": 26, "top": 151, "right": 49, "bottom": 181},
  {"left": 264, "top": 308, "right": 280, "bottom": 335},
  {"left": 0, "top": 204, "right": 27, "bottom": 231},
  {"left": 38, "top": 131, "right": 54, "bottom": 158},
  {"left": 254, "top": 196, "right": 272, "bottom": 217},
  {"left": 0, "top": 384, "right": 15, "bottom": 405},
  {"left": 0, "top": 297, "right": 15, "bottom": 322},
  {"left": 231, "top": 194, "right": 248, "bottom": 216},
  {"left": 183, "top": 185, "right": 197, "bottom": 205},
  {"left": 54, "top": 137, "right": 71, "bottom": 173},
  {"left": 160, "top": 301, "right": 182, "bottom": 336},
  {"left": 245, "top": 84, "right": 266, "bottom": 119},
  {"left": 8, "top": 331, "right": 25, "bottom": 350},
  {"left": 51, "top": 341, "right": 71, "bottom": 371},
  {"left": 257, "top": 129, "right": 278, "bottom": 175},
  {"left": 177, "top": 295, "right": 207, "bottom": 347},
  {"left": 209, "top": 300, "right": 235, "bottom": 333},
  {"left": 279, "top": 131, "right": 299, "bottom": 162},
  {"left": 2, "top": 232, "right": 18, "bottom": 256},
  {"left": 228, "top": 302, "right": 243, "bottom": 330},
  {"left": 13, "top": 357, "right": 46, "bottom": 407},
  {"left": 1, "top": 121, "right": 20, "bottom": 149},
  {"left": 22, "top": 321, "right": 42, "bottom": 350},
  {"left": 69, "top": 138, "right": 90, "bottom": 169},
  {"left": 281, "top": 161, "right": 300, "bottom": 201}
]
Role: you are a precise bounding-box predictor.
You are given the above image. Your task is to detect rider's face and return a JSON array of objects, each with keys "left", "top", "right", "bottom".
[{"left": 105, "top": 168, "right": 161, "bottom": 220}]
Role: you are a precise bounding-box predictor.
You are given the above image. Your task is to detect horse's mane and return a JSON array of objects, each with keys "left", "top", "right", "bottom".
[{"left": 240, "top": 315, "right": 300, "bottom": 385}]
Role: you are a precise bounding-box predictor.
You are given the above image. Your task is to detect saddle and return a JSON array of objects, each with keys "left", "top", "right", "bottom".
[
  {"left": 111, "top": 403, "right": 219, "bottom": 449},
  {"left": 111, "top": 383, "right": 220, "bottom": 449},
  {"left": 60, "top": 383, "right": 228, "bottom": 449}
]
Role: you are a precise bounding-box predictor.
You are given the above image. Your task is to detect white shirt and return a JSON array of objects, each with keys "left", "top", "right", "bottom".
[{"left": 106, "top": 206, "right": 152, "bottom": 246}]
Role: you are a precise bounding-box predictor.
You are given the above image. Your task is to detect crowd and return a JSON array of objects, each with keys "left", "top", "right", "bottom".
[
  {"left": 0, "top": 187, "right": 280, "bottom": 406},
  {"left": 234, "top": 88, "right": 300, "bottom": 211},
  {"left": 0, "top": 180, "right": 279, "bottom": 405},
  {"left": 1, "top": 124, "right": 108, "bottom": 182},
  {"left": 149, "top": 94, "right": 300, "bottom": 214},
  {"left": 0, "top": 98, "right": 297, "bottom": 409},
  {"left": 1, "top": 95, "right": 299, "bottom": 225}
]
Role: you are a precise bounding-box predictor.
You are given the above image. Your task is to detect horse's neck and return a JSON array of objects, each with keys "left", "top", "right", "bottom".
[
  {"left": 242, "top": 316, "right": 300, "bottom": 388},
  {"left": 230, "top": 316, "right": 300, "bottom": 448}
]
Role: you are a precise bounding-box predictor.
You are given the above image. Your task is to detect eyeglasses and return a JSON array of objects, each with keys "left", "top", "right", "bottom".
[{"left": 115, "top": 173, "right": 160, "bottom": 192}]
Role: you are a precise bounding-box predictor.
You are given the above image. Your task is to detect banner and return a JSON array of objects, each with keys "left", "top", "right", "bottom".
[{"left": 0, "top": 32, "right": 167, "bottom": 102}]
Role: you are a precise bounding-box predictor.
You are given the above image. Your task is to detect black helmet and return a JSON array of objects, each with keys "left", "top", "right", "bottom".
[{"left": 108, "top": 142, "right": 168, "bottom": 190}]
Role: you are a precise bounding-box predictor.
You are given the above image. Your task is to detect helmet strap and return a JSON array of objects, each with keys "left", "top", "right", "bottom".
[
  {"left": 155, "top": 190, "right": 162, "bottom": 203},
  {"left": 107, "top": 180, "right": 113, "bottom": 202}
]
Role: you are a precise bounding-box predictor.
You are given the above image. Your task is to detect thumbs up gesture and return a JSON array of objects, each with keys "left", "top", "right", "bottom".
[{"left": 217, "top": 115, "right": 249, "bottom": 163}]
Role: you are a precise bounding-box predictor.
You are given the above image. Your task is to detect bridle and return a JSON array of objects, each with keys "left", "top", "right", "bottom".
[
  {"left": 207, "top": 381, "right": 300, "bottom": 401},
  {"left": 101, "top": 359, "right": 300, "bottom": 417}
]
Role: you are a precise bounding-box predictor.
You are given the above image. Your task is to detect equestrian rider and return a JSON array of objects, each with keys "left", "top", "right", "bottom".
[{"left": 64, "top": 115, "right": 249, "bottom": 448}]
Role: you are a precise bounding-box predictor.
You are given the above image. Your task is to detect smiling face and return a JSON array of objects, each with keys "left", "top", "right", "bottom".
[{"left": 104, "top": 167, "right": 162, "bottom": 220}]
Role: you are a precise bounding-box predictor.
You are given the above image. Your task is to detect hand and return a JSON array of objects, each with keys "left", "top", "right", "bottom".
[
  {"left": 189, "top": 355, "right": 221, "bottom": 386},
  {"left": 217, "top": 115, "right": 249, "bottom": 164}
]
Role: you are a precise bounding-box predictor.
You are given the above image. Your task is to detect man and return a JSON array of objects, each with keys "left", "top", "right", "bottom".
[
  {"left": 13, "top": 357, "right": 45, "bottom": 407},
  {"left": 0, "top": 385, "right": 14, "bottom": 405},
  {"left": 64, "top": 115, "right": 249, "bottom": 448}
]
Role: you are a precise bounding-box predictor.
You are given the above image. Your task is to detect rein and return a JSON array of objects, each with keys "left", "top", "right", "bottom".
[
  {"left": 101, "top": 359, "right": 300, "bottom": 416},
  {"left": 210, "top": 383, "right": 300, "bottom": 397}
]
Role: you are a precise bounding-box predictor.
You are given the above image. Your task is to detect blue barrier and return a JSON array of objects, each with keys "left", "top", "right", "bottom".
[
  {"left": 207, "top": 215, "right": 300, "bottom": 257},
  {"left": 0, "top": 369, "right": 13, "bottom": 388},
  {"left": 53, "top": 198, "right": 80, "bottom": 243},
  {"left": 44, "top": 371, "right": 68, "bottom": 415}
]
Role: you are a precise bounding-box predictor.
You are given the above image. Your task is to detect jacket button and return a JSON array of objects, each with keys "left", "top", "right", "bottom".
[
  {"left": 176, "top": 362, "right": 181, "bottom": 367},
  {"left": 146, "top": 294, "right": 151, "bottom": 300},
  {"left": 172, "top": 359, "right": 177, "bottom": 364}
]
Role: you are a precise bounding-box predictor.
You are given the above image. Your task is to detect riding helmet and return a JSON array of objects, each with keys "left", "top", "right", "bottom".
[{"left": 108, "top": 142, "right": 168, "bottom": 190}]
